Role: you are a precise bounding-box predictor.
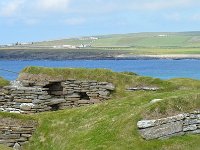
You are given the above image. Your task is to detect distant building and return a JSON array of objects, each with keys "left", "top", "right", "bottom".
[
  {"left": 53, "top": 45, "right": 76, "bottom": 49},
  {"left": 77, "top": 44, "right": 91, "bottom": 48},
  {"left": 158, "top": 35, "right": 167, "bottom": 37}
]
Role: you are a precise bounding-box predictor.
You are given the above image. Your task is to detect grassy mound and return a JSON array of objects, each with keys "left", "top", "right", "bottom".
[
  {"left": 0, "top": 77, "right": 9, "bottom": 87},
  {"left": 20, "top": 66, "right": 175, "bottom": 97},
  {"left": 25, "top": 90, "right": 200, "bottom": 150},
  {"left": 1, "top": 66, "right": 200, "bottom": 150}
]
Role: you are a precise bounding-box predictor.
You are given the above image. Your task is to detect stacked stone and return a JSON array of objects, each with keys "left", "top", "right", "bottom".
[
  {"left": 0, "top": 79, "right": 115, "bottom": 114},
  {"left": 62, "top": 80, "right": 115, "bottom": 107},
  {"left": 137, "top": 110, "right": 200, "bottom": 140},
  {"left": 0, "top": 86, "right": 52, "bottom": 114},
  {"left": 0, "top": 117, "right": 37, "bottom": 148}
]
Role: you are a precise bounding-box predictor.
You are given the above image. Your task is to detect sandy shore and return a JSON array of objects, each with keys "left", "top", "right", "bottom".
[{"left": 116, "top": 54, "right": 200, "bottom": 59}]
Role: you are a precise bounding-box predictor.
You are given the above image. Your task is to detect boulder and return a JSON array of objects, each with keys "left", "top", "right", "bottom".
[
  {"left": 20, "top": 103, "right": 34, "bottom": 111},
  {"left": 13, "top": 143, "right": 21, "bottom": 150}
]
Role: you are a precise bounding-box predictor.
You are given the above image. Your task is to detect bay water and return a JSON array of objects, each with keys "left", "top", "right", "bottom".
[{"left": 0, "top": 59, "right": 200, "bottom": 80}]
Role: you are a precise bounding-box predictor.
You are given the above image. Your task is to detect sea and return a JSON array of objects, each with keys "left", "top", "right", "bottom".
[{"left": 1, "top": 59, "right": 200, "bottom": 80}]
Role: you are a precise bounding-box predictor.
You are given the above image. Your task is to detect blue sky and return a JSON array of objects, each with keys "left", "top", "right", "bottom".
[{"left": 1, "top": 0, "right": 200, "bottom": 44}]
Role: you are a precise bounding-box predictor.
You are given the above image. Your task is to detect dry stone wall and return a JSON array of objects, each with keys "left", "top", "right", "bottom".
[
  {"left": 0, "top": 79, "right": 115, "bottom": 114},
  {"left": 137, "top": 110, "right": 200, "bottom": 140},
  {"left": 0, "top": 117, "right": 37, "bottom": 149}
]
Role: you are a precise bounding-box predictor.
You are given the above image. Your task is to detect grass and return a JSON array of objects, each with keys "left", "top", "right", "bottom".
[
  {"left": 0, "top": 77, "right": 9, "bottom": 87},
  {"left": 2, "top": 32, "right": 200, "bottom": 56},
  {"left": 2, "top": 66, "right": 200, "bottom": 149},
  {"left": 0, "top": 145, "right": 12, "bottom": 150},
  {"left": 21, "top": 66, "right": 175, "bottom": 97}
]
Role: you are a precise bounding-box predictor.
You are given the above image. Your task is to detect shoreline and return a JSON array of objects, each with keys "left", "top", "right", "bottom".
[
  {"left": 1, "top": 49, "right": 200, "bottom": 60},
  {"left": 115, "top": 54, "right": 200, "bottom": 60}
]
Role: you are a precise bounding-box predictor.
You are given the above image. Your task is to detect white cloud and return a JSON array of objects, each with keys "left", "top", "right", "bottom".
[
  {"left": 36, "top": 0, "right": 71, "bottom": 12},
  {"left": 130, "top": 0, "right": 198, "bottom": 11},
  {"left": 165, "top": 13, "right": 182, "bottom": 21},
  {"left": 0, "top": 0, "right": 24, "bottom": 17},
  {"left": 64, "top": 18, "right": 86, "bottom": 25},
  {"left": 24, "top": 18, "right": 39, "bottom": 25},
  {"left": 191, "top": 14, "right": 200, "bottom": 21}
]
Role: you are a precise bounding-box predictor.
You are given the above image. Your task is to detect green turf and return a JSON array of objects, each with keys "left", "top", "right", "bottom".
[
  {"left": 2, "top": 66, "right": 200, "bottom": 150},
  {"left": 0, "top": 77, "right": 9, "bottom": 87},
  {"left": 0, "top": 145, "right": 13, "bottom": 150},
  {"left": 22, "top": 31, "right": 200, "bottom": 55},
  {"left": 21, "top": 67, "right": 200, "bottom": 150}
]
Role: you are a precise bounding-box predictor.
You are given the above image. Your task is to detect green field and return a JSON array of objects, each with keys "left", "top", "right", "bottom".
[
  {"left": 24, "top": 31, "right": 200, "bottom": 55},
  {"left": 32, "top": 32, "right": 200, "bottom": 48},
  {"left": 2, "top": 31, "right": 200, "bottom": 55},
  {"left": 1, "top": 67, "right": 200, "bottom": 149}
]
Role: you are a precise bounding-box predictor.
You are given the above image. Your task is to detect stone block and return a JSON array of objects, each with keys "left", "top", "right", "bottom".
[
  {"left": 20, "top": 103, "right": 34, "bottom": 111},
  {"left": 139, "top": 121, "right": 183, "bottom": 140},
  {"left": 137, "top": 120, "right": 156, "bottom": 129},
  {"left": 48, "top": 99, "right": 66, "bottom": 105},
  {"left": 78, "top": 100, "right": 90, "bottom": 104},
  {"left": 183, "top": 124, "right": 197, "bottom": 132},
  {"left": 14, "top": 99, "right": 32, "bottom": 103}
]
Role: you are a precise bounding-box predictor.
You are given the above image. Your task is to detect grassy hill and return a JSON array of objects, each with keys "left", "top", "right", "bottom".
[
  {"left": 2, "top": 31, "right": 200, "bottom": 56},
  {"left": 24, "top": 31, "right": 200, "bottom": 55},
  {"left": 0, "top": 67, "right": 200, "bottom": 150},
  {"left": 2, "top": 67, "right": 200, "bottom": 149},
  {"left": 33, "top": 32, "right": 200, "bottom": 48},
  {"left": 0, "top": 77, "right": 9, "bottom": 87}
]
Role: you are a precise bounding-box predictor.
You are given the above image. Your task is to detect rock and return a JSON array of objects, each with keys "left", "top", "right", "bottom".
[
  {"left": 150, "top": 99, "right": 163, "bottom": 104},
  {"left": 104, "top": 83, "right": 115, "bottom": 91},
  {"left": 137, "top": 120, "right": 156, "bottom": 129},
  {"left": 20, "top": 103, "right": 34, "bottom": 111},
  {"left": 140, "top": 121, "right": 183, "bottom": 140},
  {"left": 183, "top": 124, "right": 197, "bottom": 132},
  {"left": 14, "top": 99, "right": 33, "bottom": 103},
  {"left": 48, "top": 99, "right": 66, "bottom": 105},
  {"left": 98, "top": 91, "right": 110, "bottom": 96},
  {"left": 13, "top": 143, "right": 21, "bottom": 150},
  {"left": 137, "top": 111, "right": 200, "bottom": 140},
  {"left": 67, "top": 93, "right": 80, "bottom": 98},
  {"left": 127, "top": 86, "right": 159, "bottom": 91}
]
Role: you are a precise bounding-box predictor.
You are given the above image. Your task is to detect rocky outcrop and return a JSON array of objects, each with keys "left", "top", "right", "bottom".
[
  {"left": 0, "top": 79, "right": 115, "bottom": 114},
  {"left": 126, "top": 86, "right": 159, "bottom": 91},
  {"left": 0, "top": 117, "right": 37, "bottom": 149},
  {"left": 137, "top": 110, "right": 200, "bottom": 140}
]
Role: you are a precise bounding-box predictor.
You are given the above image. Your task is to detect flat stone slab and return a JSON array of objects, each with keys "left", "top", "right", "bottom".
[
  {"left": 139, "top": 121, "right": 183, "bottom": 140},
  {"left": 137, "top": 110, "right": 200, "bottom": 140}
]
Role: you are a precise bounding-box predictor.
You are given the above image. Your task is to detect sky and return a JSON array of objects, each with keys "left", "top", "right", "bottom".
[{"left": 1, "top": 0, "right": 200, "bottom": 44}]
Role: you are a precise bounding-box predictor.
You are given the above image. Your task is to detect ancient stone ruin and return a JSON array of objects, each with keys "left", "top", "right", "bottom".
[
  {"left": 0, "top": 79, "right": 115, "bottom": 114},
  {"left": 137, "top": 110, "right": 200, "bottom": 140},
  {"left": 0, "top": 117, "right": 37, "bottom": 149}
]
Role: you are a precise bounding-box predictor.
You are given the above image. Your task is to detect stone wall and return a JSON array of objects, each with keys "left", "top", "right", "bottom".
[
  {"left": 0, "top": 79, "right": 115, "bottom": 114},
  {"left": 0, "top": 117, "right": 37, "bottom": 149},
  {"left": 137, "top": 110, "right": 200, "bottom": 140}
]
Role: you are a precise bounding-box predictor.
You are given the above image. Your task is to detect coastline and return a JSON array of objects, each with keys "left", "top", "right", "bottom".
[
  {"left": 1, "top": 49, "right": 200, "bottom": 60},
  {"left": 116, "top": 54, "right": 200, "bottom": 60}
]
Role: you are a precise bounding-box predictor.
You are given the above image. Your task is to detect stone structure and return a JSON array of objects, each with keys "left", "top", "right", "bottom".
[
  {"left": 0, "top": 79, "right": 115, "bottom": 114},
  {"left": 0, "top": 117, "right": 37, "bottom": 149},
  {"left": 137, "top": 110, "right": 200, "bottom": 140},
  {"left": 126, "top": 86, "right": 159, "bottom": 91}
]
